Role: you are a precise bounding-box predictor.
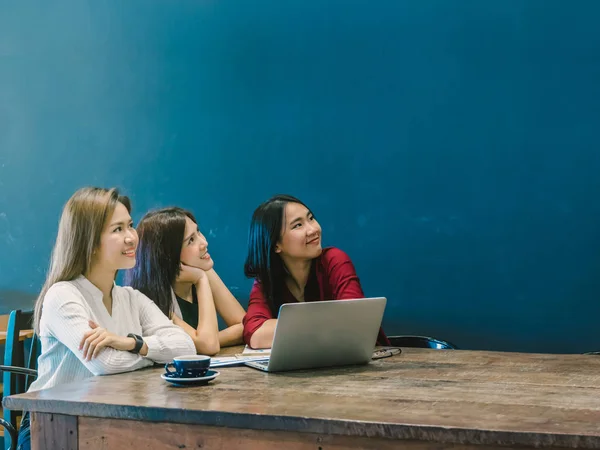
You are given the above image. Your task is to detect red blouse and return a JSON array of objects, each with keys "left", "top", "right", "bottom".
[{"left": 242, "top": 247, "right": 390, "bottom": 346}]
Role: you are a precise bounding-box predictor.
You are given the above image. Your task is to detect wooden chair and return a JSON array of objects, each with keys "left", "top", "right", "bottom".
[
  {"left": 1, "top": 310, "right": 38, "bottom": 450},
  {"left": 388, "top": 335, "right": 457, "bottom": 350}
]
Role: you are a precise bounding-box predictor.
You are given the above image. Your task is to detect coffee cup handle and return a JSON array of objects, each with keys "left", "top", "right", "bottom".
[{"left": 164, "top": 363, "right": 176, "bottom": 375}]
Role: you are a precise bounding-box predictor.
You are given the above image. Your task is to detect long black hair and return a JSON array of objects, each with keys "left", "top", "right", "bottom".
[
  {"left": 244, "top": 194, "right": 313, "bottom": 316},
  {"left": 125, "top": 207, "right": 197, "bottom": 317}
]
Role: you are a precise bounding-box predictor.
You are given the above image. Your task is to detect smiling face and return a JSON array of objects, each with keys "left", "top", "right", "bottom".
[
  {"left": 179, "top": 216, "right": 214, "bottom": 271},
  {"left": 275, "top": 201, "right": 322, "bottom": 261},
  {"left": 93, "top": 201, "right": 138, "bottom": 272}
]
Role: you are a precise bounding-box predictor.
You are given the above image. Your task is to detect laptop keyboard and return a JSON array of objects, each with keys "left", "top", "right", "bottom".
[{"left": 253, "top": 360, "right": 269, "bottom": 369}]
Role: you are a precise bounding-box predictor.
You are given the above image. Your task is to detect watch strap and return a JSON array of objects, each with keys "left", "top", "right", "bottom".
[{"left": 127, "top": 333, "right": 144, "bottom": 354}]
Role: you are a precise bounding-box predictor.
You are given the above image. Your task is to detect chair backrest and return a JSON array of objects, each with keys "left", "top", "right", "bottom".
[
  {"left": 2, "top": 309, "right": 38, "bottom": 445},
  {"left": 388, "top": 335, "right": 457, "bottom": 350}
]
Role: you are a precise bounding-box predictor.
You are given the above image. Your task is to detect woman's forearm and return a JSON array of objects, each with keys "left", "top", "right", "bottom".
[
  {"left": 193, "top": 277, "right": 220, "bottom": 355},
  {"left": 248, "top": 319, "right": 277, "bottom": 349},
  {"left": 218, "top": 323, "right": 244, "bottom": 347}
]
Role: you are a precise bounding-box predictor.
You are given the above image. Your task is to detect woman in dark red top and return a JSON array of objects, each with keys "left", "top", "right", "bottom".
[{"left": 243, "top": 194, "right": 389, "bottom": 348}]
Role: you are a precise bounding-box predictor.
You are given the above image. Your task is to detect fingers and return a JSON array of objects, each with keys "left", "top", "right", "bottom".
[
  {"left": 84, "top": 333, "right": 106, "bottom": 361},
  {"left": 177, "top": 263, "right": 200, "bottom": 283},
  {"left": 79, "top": 322, "right": 100, "bottom": 350},
  {"left": 79, "top": 328, "right": 102, "bottom": 353},
  {"left": 80, "top": 328, "right": 100, "bottom": 351},
  {"left": 81, "top": 330, "right": 97, "bottom": 360},
  {"left": 81, "top": 328, "right": 105, "bottom": 360},
  {"left": 91, "top": 337, "right": 110, "bottom": 359}
]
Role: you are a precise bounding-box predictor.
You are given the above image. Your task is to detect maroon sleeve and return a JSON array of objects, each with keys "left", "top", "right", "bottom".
[
  {"left": 242, "top": 280, "right": 274, "bottom": 345},
  {"left": 322, "top": 248, "right": 365, "bottom": 299},
  {"left": 323, "top": 248, "right": 390, "bottom": 346}
]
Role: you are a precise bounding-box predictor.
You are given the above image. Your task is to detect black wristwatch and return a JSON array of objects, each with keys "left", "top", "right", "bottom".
[{"left": 127, "top": 333, "right": 144, "bottom": 354}]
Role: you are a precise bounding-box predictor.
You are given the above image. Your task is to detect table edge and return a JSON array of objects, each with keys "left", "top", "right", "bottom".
[{"left": 5, "top": 396, "right": 600, "bottom": 449}]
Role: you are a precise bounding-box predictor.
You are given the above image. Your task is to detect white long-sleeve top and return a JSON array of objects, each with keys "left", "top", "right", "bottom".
[{"left": 28, "top": 276, "right": 196, "bottom": 392}]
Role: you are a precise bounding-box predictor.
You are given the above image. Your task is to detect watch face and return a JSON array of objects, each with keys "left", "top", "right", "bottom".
[{"left": 128, "top": 334, "right": 143, "bottom": 353}]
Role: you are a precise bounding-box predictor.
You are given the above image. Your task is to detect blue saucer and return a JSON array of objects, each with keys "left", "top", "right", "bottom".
[{"left": 161, "top": 369, "right": 220, "bottom": 386}]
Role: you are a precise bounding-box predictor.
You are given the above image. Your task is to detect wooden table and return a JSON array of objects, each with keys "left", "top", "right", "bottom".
[
  {"left": 0, "top": 330, "right": 35, "bottom": 346},
  {"left": 5, "top": 347, "right": 600, "bottom": 449}
]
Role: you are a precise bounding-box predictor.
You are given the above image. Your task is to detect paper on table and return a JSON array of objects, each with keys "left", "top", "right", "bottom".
[
  {"left": 210, "top": 354, "right": 270, "bottom": 368},
  {"left": 240, "top": 345, "right": 271, "bottom": 356}
]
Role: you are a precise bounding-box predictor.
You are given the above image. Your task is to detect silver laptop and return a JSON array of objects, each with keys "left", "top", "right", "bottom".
[{"left": 245, "top": 297, "right": 386, "bottom": 372}]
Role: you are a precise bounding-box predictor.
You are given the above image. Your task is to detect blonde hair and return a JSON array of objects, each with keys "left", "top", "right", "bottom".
[{"left": 33, "top": 187, "right": 131, "bottom": 333}]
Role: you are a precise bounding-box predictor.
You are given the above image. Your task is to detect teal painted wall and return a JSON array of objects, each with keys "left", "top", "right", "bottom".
[{"left": 1, "top": 0, "right": 600, "bottom": 352}]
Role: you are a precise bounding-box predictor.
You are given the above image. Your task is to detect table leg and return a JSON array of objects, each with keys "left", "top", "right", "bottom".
[{"left": 31, "top": 413, "right": 78, "bottom": 450}]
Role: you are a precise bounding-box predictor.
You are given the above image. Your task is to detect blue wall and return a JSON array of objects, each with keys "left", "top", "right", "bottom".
[{"left": 1, "top": 0, "right": 600, "bottom": 353}]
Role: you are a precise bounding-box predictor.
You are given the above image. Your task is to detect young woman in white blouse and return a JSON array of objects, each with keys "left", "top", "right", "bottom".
[{"left": 17, "top": 187, "right": 196, "bottom": 450}]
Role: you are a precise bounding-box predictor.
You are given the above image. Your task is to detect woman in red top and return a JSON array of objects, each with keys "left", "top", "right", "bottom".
[{"left": 243, "top": 194, "right": 389, "bottom": 348}]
